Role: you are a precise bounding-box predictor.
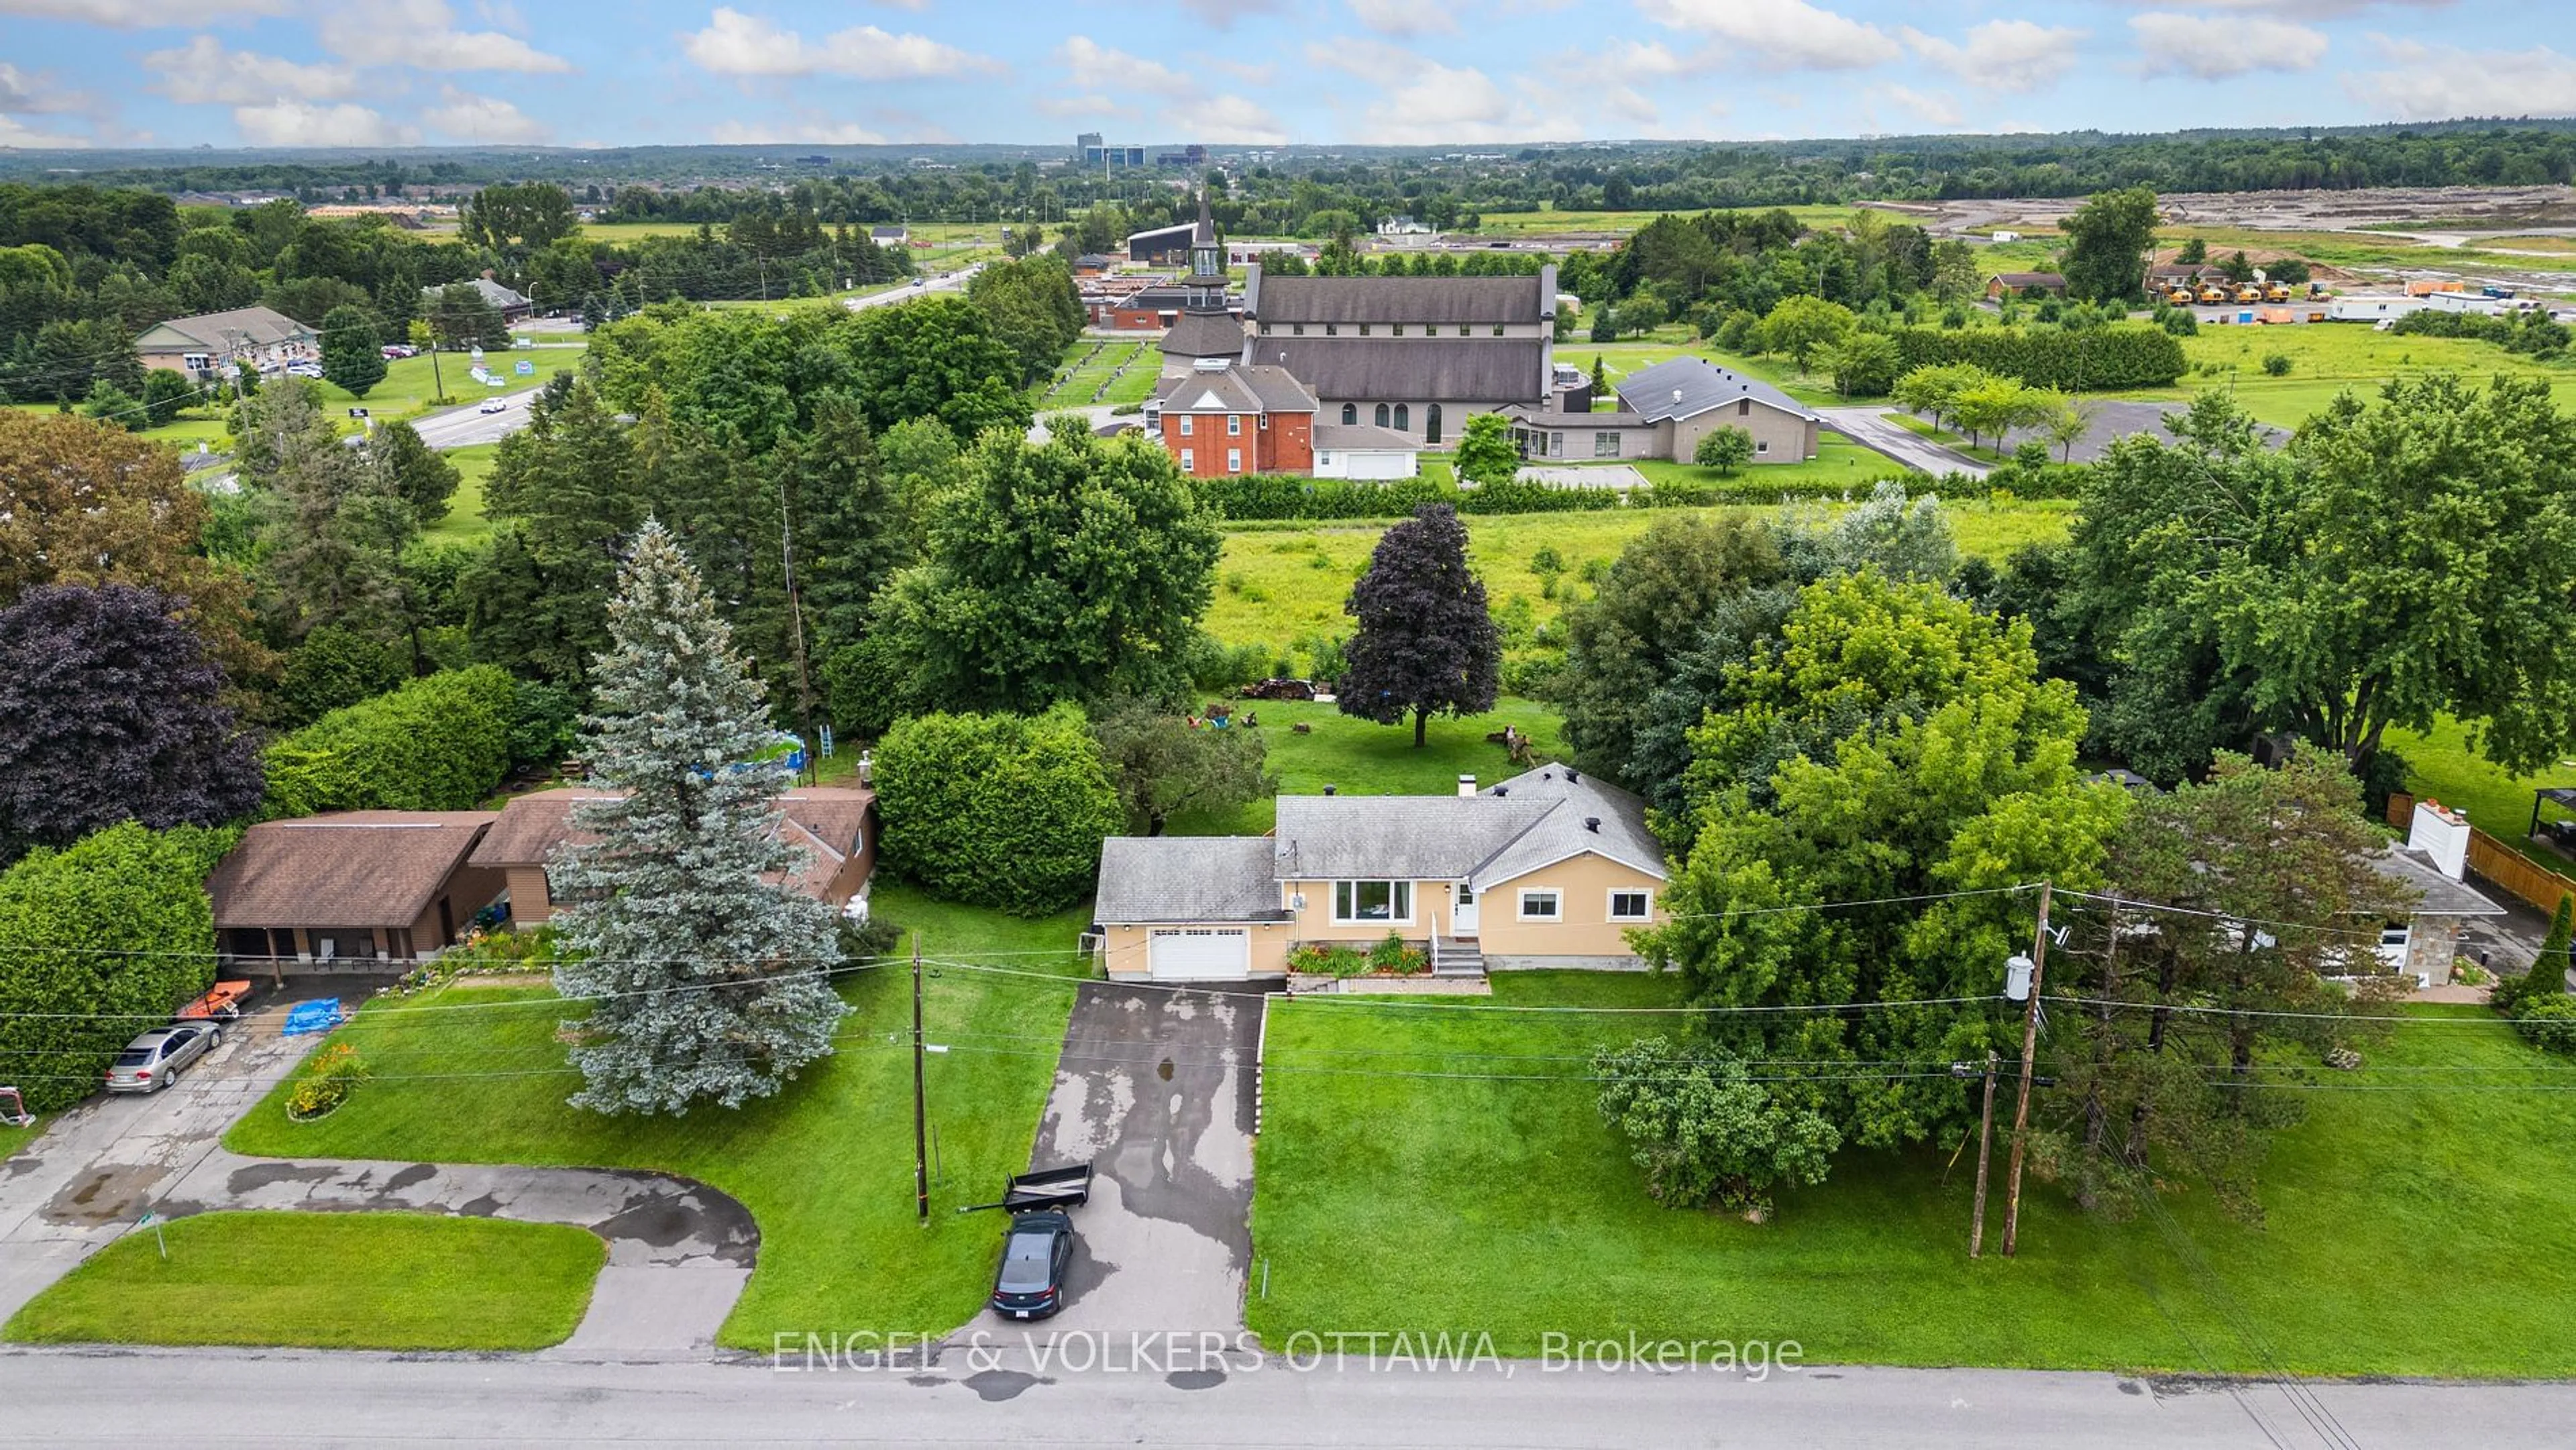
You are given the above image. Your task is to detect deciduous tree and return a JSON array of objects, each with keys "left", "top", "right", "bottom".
[
  {"left": 2059, "top": 186, "right": 2161, "bottom": 303},
  {"left": 1338, "top": 503, "right": 1501, "bottom": 747},
  {"left": 319, "top": 303, "right": 385, "bottom": 397},
  {"left": 1091, "top": 696, "right": 1273, "bottom": 836}
]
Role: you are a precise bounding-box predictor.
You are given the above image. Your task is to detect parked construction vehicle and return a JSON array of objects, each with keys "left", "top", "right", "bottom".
[
  {"left": 2263, "top": 280, "right": 2293, "bottom": 303},
  {"left": 2164, "top": 285, "right": 2196, "bottom": 307},
  {"left": 2235, "top": 284, "right": 2265, "bottom": 305},
  {"left": 2197, "top": 283, "right": 2229, "bottom": 305}
]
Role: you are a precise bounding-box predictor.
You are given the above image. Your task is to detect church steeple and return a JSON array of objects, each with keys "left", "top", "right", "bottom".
[{"left": 1185, "top": 187, "right": 1224, "bottom": 297}]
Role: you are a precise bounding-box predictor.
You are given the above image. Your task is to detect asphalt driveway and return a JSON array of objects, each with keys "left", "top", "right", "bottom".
[{"left": 1022, "top": 982, "right": 1265, "bottom": 1335}]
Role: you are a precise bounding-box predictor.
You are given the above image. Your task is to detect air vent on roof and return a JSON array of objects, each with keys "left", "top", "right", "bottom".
[
  {"left": 1493, "top": 786, "right": 1508, "bottom": 797},
  {"left": 1566, "top": 769, "right": 1579, "bottom": 784},
  {"left": 1584, "top": 817, "right": 1601, "bottom": 833},
  {"left": 1193, "top": 356, "right": 1231, "bottom": 371},
  {"left": 1322, "top": 784, "right": 1336, "bottom": 796}
]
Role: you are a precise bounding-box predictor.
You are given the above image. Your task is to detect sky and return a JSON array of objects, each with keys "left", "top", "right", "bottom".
[{"left": 0, "top": 0, "right": 2571, "bottom": 152}]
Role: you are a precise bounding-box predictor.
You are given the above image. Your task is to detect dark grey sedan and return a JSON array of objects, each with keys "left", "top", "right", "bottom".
[
  {"left": 104, "top": 1023, "right": 221, "bottom": 1094},
  {"left": 989, "top": 1210, "right": 1077, "bottom": 1320}
]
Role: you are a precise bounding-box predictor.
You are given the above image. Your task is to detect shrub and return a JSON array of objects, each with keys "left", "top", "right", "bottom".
[
  {"left": 1592, "top": 1038, "right": 1841, "bottom": 1214},
  {"left": 2513, "top": 996, "right": 2576, "bottom": 1053},
  {"left": 873, "top": 703, "right": 1123, "bottom": 916},
  {"left": 271, "top": 625, "right": 407, "bottom": 729},
  {"left": 1290, "top": 942, "right": 1370, "bottom": 976},
  {"left": 262, "top": 666, "right": 517, "bottom": 817},
  {"left": 1892, "top": 323, "right": 2186, "bottom": 390},
  {"left": 286, "top": 1041, "right": 368, "bottom": 1121},
  {"left": 1693, "top": 426, "right": 1756, "bottom": 476},
  {"left": 2261, "top": 352, "right": 2293, "bottom": 377},
  {"left": 0, "top": 823, "right": 234, "bottom": 1111}
]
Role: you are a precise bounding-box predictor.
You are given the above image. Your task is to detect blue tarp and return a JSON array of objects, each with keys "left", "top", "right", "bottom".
[{"left": 281, "top": 999, "right": 343, "bottom": 1037}]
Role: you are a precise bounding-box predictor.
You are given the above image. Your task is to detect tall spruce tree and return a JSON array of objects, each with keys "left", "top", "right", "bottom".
[
  {"left": 1338, "top": 503, "right": 1501, "bottom": 747},
  {"left": 547, "top": 519, "right": 847, "bottom": 1115}
]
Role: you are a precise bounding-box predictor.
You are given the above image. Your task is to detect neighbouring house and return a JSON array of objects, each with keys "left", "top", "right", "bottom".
[
  {"left": 1106, "top": 285, "right": 1200, "bottom": 330},
  {"left": 1376, "top": 215, "right": 1435, "bottom": 237},
  {"left": 1503, "top": 355, "right": 1821, "bottom": 464},
  {"left": 208, "top": 811, "right": 506, "bottom": 968},
  {"left": 1242, "top": 266, "right": 1558, "bottom": 447},
  {"left": 1227, "top": 240, "right": 1312, "bottom": 267},
  {"left": 871, "top": 224, "right": 909, "bottom": 246},
  {"left": 134, "top": 305, "right": 318, "bottom": 383},
  {"left": 468, "top": 786, "right": 879, "bottom": 930},
  {"left": 1984, "top": 271, "right": 2067, "bottom": 300},
  {"left": 2372, "top": 800, "right": 2510, "bottom": 988},
  {"left": 1089, "top": 764, "right": 1669, "bottom": 982},
  {"left": 425, "top": 273, "right": 534, "bottom": 322},
  {"left": 1073, "top": 252, "right": 1115, "bottom": 276},
  {"left": 1147, "top": 359, "right": 1317, "bottom": 477}
]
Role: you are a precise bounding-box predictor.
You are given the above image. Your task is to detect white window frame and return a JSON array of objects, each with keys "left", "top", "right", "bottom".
[
  {"left": 1756, "top": 439, "right": 1770, "bottom": 454},
  {"left": 1180, "top": 448, "right": 1194, "bottom": 470},
  {"left": 1228, "top": 414, "right": 1242, "bottom": 436},
  {"left": 1517, "top": 888, "right": 1562, "bottom": 922},
  {"left": 1332, "top": 880, "right": 1414, "bottom": 925},
  {"left": 1227, "top": 447, "right": 1242, "bottom": 472},
  {"left": 1179, "top": 415, "right": 1194, "bottom": 436},
  {"left": 1608, "top": 888, "right": 1653, "bottom": 922}
]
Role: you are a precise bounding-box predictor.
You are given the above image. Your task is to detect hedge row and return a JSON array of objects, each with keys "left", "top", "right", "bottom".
[
  {"left": 1892, "top": 325, "right": 2186, "bottom": 391},
  {"left": 1193, "top": 474, "right": 1625, "bottom": 521},
  {"left": 0, "top": 822, "right": 235, "bottom": 1111},
  {"left": 872, "top": 703, "right": 1123, "bottom": 917},
  {"left": 262, "top": 665, "right": 517, "bottom": 817}
]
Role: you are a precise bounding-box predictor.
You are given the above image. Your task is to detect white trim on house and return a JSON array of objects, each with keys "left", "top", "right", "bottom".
[
  {"left": 1476, "top": 843, "right": 1668, "bottom": 893},
  {"left": 1607, "top": 887, "right": 1654, "bottom": 922},
  {"left": 1332, "top": 879, "right": 1414, "bottom": 926},
  {"left": 1517, "top": 886, "right": 1562, "bottom": 922}
]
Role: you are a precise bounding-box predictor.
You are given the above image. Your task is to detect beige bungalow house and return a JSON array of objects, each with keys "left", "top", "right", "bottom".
[
  {"left": 469, "top": 786, "right": 877, "bottom": 930},
  {"left": 134, "top": 305, "right": 317, "bottom": 383},
  {"left": 1091, "top": 764, "right": 1669, "bottom": 981}
]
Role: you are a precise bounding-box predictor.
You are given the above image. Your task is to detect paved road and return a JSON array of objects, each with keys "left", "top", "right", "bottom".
[
  {"left": 1818, "top": 407, "right": 1994, "bottom": 481},
  {"left": 846, "top": 260, "right": 984, "bottom": 313},
  {"left": 1995, "top": 399, "right": 2291, "bottom": 464},
  {"left": 0, "top": 1349, "right": 2567, "bottom": 1447},
  {"left": 1020, "top": 983, "right": 1261, "bottom": 1337},
  {"left": 1027, "top": 403, "right": 1136, "bottom": 442}
]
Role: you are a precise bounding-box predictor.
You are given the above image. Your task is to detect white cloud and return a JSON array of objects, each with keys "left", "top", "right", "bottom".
[
  {"left": 233, "top": 99, "right": 419, "bottom": 146},
  {"left": 1348, "top": 0, "right": 1456, "bottom": 36},
  {"left": 144, "top": 37, "right": 361, "bottom": 106},
  {"left": 0, "top": 0, "right": 284, "bottom": 24},
  {"left": 1308, "top": 40, "right": 1556, "bottom": 144},
  {"left": 708, "top": 117, "right": 890, "bottom": 144},
  {"left": 683, "top": 7, "right": 999, "bottom": 80},
  {"left": 318, "top": 0, "right": 572, "bottom": 72},
  {"left": 1902, "top": 19, "right": 2086, "bottom": 93},
  {"left": 1058, "top": 36, "right": 1194, "bottom": 95},
  {"left": 1178, "top": 0, "right": 1283, "bottom": 26},
  {"left": 2345, "top": 38, "right": 2576, "bottom": 119},
  {"left": 1193, "top": 93, "right": 1289, "bottom": 145},
  {"left": 1882, "top": 84, "right": 1964, "bottom": 127},
  {"left": 0, "top": 114, "right": 97, "bottom": 146},
  {"left": 1635, "top": 0, "right": 1900, "bottom": 70},
  {"left": 2105, "top": 0, "right": 2445, "bottom": 14},
  {"left": 2130, "top": 13, "right": 2326, "bottom": 78},
  {"left": 423, "top": 85, "right": 547, "bottom": 142},
  {"left": 0, "top": 61, "right": 93, "bottom": 115},
  {"left": 1034, "top": 93, "right": 1136, "bottom": 119},
  {"left": 1546, "top": 41, "right": 1703, "bottom": 131}
]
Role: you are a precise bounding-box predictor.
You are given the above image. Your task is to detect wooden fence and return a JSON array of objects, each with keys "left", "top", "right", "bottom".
[{"left": 2388, "top": 793, "right": 2576, "bottom": 916}]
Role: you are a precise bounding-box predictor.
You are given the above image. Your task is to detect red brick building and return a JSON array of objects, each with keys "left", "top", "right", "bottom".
[{"left": 1151, "top": 360, "right": 1318, "bottom": 477}]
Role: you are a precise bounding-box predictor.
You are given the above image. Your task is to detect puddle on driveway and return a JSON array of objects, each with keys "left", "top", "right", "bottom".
[{"left": 45, "top": 1163, "right": 171, "bottom": 1225}]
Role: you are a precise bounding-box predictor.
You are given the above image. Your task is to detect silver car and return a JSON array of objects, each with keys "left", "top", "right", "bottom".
[{"left": 104, "top": 1023, "right": 221, "bottom": 1094}]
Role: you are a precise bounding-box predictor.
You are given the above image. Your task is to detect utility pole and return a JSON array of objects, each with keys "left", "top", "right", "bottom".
[
  {"left": 1968, "top": 1050, "right": 1999, "bottom": 1257},
  {"left": 912, "top": 937, "right": 930, "bottom": 1224},
  {"left": 777, "top": 487, "right": 818, "bottom": 786},
  {"left": 2002, "top": 880, "right": 2053, "bottom": 1257}
]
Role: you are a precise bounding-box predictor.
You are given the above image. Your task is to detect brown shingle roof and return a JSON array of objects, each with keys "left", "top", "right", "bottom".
[
  {"left": 469, "top": 786, "right": 874, "bottom": 900},
  {"left": 209, "top": 812, "right": 498, "bottom": 929},
  {"left": 1252, "top": 275, "right": 1545, "bottom": 325},
  {"left": 1258, "top": 337, "right": 1547, "bottom": 405}
]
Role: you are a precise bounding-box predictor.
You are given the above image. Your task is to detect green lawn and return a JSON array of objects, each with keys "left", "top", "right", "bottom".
[
  {"left": 421, "top": 443, "right": 498, "bottom": 546},
  {"left": 3, "top": 1211, "right": 602, "bottom": 1351},
  {"left": 2387, "top": 717, "right": 2576, "bottom": 868},
  {"left": 1205, "top": 501, "right": 2074, "bottom": 655},
  {"left": 1036, "top": 339, "right": 1161, "bottom": 409},
  {"left": 223, "top": 884, "right": 1089, "bottom": 1347},
  {"left": 2104, "top": 320, "right": 2576, "bottom": 430},
  {"left": 1165, "top": 697, "right": 1567, "bottom": 836},
  {"left": 1564, "top": 340, "right": 1846, "bottom": 408},
  {"left": 1252, "top": 975, "right": 2576, "bottom": 1375},
  {"left": 1882, "top": 411, "right": 2012, "bottom": 462},
  {"left": 0, "top": 1115, "right": 40, "bottom": 1162}
]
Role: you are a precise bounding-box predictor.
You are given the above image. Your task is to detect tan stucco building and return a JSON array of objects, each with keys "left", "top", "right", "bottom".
[
  {"left": 1091, "top": 764, "right": 1669, "bottom": 982},
  {"left": 1505, "top": 355, "right": 1821, "bottom": 466}
]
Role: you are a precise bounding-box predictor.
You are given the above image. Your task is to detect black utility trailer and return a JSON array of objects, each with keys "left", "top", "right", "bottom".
[{"left": 958, "top": 1163, "right": 1093, "bottom": 1215}]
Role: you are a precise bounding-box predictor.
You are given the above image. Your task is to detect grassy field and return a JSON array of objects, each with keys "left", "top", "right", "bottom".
[
  {"left": 1036, "top": 339, "right": 1161, "bottom": 409},
  {"left": 1165, "top": 697, "right": 1568, "bottom": 836},
  {"left": 1204, "top": 501, "right": 2074, "bottom": 655},
  {"left": 1251, "top": 975, "right": 2576, "bottom": 1375},
  {"left": 421, "top": 443, "right": 499, "bottom": 546},
  {"left": 223, "top": 884, "right": 1089, "bottom": 1347},
  {"left": 1469, "top": 205, "right": 1860, "bottom": 236},
  {"left": 1884, "top": 411, "right": 2012, "bottom": 462},
  {"left": 1562, "top": 338, "right": 1854, "bottom": 409},
  {"left": 0, "top": 1116, "right": 40, "bottom": 1163},
  {"left": 3, "top": 1211, "right": 602, "bottom": 1351},
  {"left": 2102, "top": 322, "right": 2576, "bottom": 429},
  {"left": 2387, "top": 717, "right": 2576, "bottom": 867}
]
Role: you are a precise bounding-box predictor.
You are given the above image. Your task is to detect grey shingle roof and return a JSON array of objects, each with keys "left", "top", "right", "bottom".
[
  {"left": 1252, "top": 275, "right": 1546, "bottom": 325},
  {"left": 1097, "top": 837, "right": 1286, "bottom": 923},
  {"left": 1155, "top": 362, "right": 1317, "bottom": 415},
  {"left": 1471, "top": 765, "right": 1667, "bottom": 887},
  {"left": 2371, "top": 847, "right": 2507, "bottom": 917},
  {"left": 1615, "top": 356, "right": 1819, "bottom": 425},
  {"left": 1161, "top": 310, "right": 1245, "bottom": 360},
  {"left": 1312, "top": 422, "right": 1419, "bottom": 451},
  {"left": 1273, "top": 796, "right": 1553, "bottom": 882},
  {"left": 134, "top": 305, "right": 314, "bottom": 351},
  {"left": 1256, "top": 337, "right": 1548, "bottom": 406}
]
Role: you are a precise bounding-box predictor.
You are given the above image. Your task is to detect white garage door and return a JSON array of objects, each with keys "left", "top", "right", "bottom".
[{"left": 1148, "top": 927, "right": 1250, "bottom": 980}]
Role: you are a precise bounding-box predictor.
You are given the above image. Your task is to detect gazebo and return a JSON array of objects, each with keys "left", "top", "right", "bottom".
[{"left": 2532, "top": 787, "right": 2576, "bottom": 859}]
